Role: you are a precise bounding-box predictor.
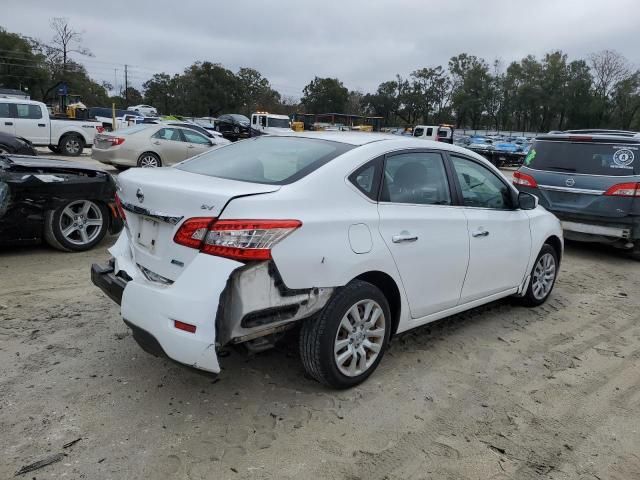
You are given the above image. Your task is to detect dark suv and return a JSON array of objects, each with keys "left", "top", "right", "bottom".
[
  {"left": 513, "top": 130, "right": 640, "bottom": 259},
  {"left": 215, "top": 114, "right": 251, "bottom": 141}
]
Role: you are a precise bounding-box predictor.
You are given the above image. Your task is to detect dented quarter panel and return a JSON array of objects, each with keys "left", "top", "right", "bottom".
[{"left": 0, "top": 155, "right": 120, "bottom": 244}]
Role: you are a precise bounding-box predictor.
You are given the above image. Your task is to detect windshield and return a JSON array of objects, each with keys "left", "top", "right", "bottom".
[
  {"left": 177, "top": 136, "right": 353, "bottom": 185},
  {"left": 526, "top": 140, "right": 639, "bottom": 176},
  {"left": 268, "top": 117, "right": 291, "bottom": 128}
]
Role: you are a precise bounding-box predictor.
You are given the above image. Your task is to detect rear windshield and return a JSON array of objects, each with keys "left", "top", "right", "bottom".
[
  {"left": 177, "top": 136, "right": 354, "bottom": 185},
  {"left": 526, "top": 140, "right": 639, "bottom": 176}
]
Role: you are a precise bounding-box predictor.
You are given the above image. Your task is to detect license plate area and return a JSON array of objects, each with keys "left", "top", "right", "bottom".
[{"left": 136, "top": 217, "right": 159, "bottom": 250}]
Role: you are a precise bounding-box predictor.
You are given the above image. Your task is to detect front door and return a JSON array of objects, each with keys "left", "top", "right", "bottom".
[
  {"left": 150, "top": 127, "right": 187, "bottom": 165},
  {"left": 377, "top": 151, "right": 470, "bottom": 318},
  {"left": 181, "top": 129, "right": 212, "bottom": 158},
  {"left": 449, "top": 155, "right": 531, "bottom": 302}
]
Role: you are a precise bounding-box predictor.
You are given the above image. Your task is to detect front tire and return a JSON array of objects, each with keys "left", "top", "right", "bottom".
[
  {"left": 44, "top": 200, "right": 109, "bottom": 252},
  {"left": 519, "top": 244, "right": 558, "bottom": 307},
  {"left": 137, "top": 152, "right": 161, "bottom": 168},
  {"left": 300, "top": 280, "right": 391, "bottom": 389}
]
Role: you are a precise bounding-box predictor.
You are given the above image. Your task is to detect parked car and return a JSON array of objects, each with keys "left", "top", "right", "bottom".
[
  {"left": 0, "top": 154, "right": 123, "bottom": 251},
  {"left": 215, "top": 114, "right": 251, "bottom": 141},
  {"left": 0, "top": 131, "right": 37, "bottom": 155},
  {"left": 0, "top": 98, "right": 103, "bottom": 156},
  {"left": 513, "top": 131, "right": 640, "bottom": 259},
  {"left": 250, "top": 112, "right": 292, "bottom": 135},
  {"left": 92, "top": 124, "right": 225, "bottom": 169},
  {"left": 128, "top": 104, "right": 158, "bottom": 117},
  {"left": 88, "top": 107, "right": 145, "bottom": 131},
  {"left": 91, "top": 133, "right": 562, "bottom": 388}
]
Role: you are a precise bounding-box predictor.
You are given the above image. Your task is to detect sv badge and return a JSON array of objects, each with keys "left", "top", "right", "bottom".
[{"left": 201, "top": 204, "right": 215, "bottom": 211}]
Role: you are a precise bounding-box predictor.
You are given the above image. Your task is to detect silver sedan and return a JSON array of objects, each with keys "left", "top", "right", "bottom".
[{"left": 91, "top": 124, "right": 227, "bottom": 169}]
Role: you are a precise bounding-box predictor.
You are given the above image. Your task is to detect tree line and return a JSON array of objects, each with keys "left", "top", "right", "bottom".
[{"left": 1, "top": 20, "right": 639, "bottom": 131}]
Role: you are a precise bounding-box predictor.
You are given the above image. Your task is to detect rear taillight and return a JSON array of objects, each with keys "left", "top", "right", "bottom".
[
  {"left": 96, "top": 126, "right": 105, "bottom": 134},
  {"left": 174, "top": 218, "right": 302, "bottom": 261},
  {"left": 513, "top": 171, "right": 538, "bottom": 188},
  {"left": 114, "top": 193, "right": 127, "bottom": 221},
  {"left": 603, "top": 182, "right": 640, "bottom": 197},
  {"left": 104, "top": 136, "right": 125, "bottom": 146}
]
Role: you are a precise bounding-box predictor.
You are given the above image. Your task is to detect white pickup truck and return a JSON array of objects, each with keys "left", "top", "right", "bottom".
[{"left": 0, "top": 98, "right": 103, "bottom": 156}]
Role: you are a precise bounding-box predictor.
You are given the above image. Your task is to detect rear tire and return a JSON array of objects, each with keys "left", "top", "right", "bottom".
[
  {"left": 137, "top": 152, "right": 161, "bottom": 168},
  {"left": 44, "top": 200, "right": 109, "bottom": 252},
  {"left": 300, "top": 280, "right": 391, "bottom": 389},
  {"left": 59, "top": 134, "right": 84, "bottom": 156},
  {"left": 518, "top": 244, "right": 558, "bottom": 307}
]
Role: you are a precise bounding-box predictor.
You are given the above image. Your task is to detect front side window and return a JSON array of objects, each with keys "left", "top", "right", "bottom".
[
  {"left": 451, "top": 155, "right": 513, "bottom": 209},
  {"left": 16, "top": 104, "right": 42, "bottom": 119},
  {"left": 178, "top": 136, "right": 353, "bottom": 185},
  {"left": 152, "top": 128, "right": 182, "bottom": 141},
  {"left": 381, "top": 152, "right": 451, "bottom": 205},
  {"left": 413, "top": 127, "right": 424, "bottom": 137},
  {"left": 426, "top": 127, "right": 433, "bottom": 136},
  {"left": 182, "top": 129, "right": 210, "bottom": 145}
]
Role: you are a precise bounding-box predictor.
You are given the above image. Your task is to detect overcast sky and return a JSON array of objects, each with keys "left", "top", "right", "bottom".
[{"left": 3, "top": 0, "right": 638, "bottom": 98}]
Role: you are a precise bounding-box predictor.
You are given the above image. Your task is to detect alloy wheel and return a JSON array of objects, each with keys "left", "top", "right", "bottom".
[
  {"left": 139, "top": 155, "right": 159, "bottom": 167},
  {"left": 334, "top": 299, "right": 386, "bottom": 377},
  {"left": 531, "top": 252, "right": 556, "bottom": 300},
  {"left": 65, "top": 138, "right": 81, "bottom": 155},
  {"left": 58, "top": 200, "right": 103, "bottom": 246}
]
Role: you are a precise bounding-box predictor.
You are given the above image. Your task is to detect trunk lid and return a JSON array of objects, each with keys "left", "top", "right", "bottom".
[{"left": 117, "top": 167, "right": 280, "bottom": 280}]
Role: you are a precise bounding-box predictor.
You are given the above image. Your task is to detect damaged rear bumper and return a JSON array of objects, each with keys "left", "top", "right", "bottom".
[{"left": 91, "top": 231, "right": 334, "bottom": 374}]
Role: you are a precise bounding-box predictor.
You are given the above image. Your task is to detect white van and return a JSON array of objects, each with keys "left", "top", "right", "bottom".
[{"left": 412, "top": 125, "right": 454, "bottom": 144}]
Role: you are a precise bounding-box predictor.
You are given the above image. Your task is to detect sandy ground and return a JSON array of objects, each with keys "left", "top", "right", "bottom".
[
  {"left": 2, "top": 149, "right": 640, "bottom": 479},
  {"left": 1, "top": 234, "right": 639, "bottom": 479}
]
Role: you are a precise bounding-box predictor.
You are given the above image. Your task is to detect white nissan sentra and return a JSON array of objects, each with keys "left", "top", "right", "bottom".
[{"left": 92, "top": 133, "right": 562, "bottom": 388}]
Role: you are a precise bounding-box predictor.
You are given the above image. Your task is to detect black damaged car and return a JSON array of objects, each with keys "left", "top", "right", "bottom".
[{"left": 0, "top": 154, "right": 123, "bottom": 251}]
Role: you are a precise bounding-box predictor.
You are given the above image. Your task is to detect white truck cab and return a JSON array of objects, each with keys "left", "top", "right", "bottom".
[
  {"left": 250, "top": 112, "right": 292, "bottom": 134},
  {"left": 413, "top": 124, "right": 454, "bottom": 144}
]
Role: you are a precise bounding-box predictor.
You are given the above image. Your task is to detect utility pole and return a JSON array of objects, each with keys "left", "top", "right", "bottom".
[{"left": 124, "top": 64, "right": 129, "bottom": 105}]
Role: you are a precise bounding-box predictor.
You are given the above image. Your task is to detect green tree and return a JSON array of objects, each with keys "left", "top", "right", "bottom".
[
  {"left": 301, "top": 77, "right": 349, "bottom": 113},
  {"left": 0, "top": 27, "right": 48, "bottom": 96}
]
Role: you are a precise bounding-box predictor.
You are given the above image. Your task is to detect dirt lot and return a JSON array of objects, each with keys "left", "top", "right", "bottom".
[{"left": 1, "top": 234, "right": 639, "bottom": 480}]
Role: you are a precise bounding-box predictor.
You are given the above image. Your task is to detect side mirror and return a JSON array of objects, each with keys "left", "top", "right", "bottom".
[{"left": 518, "top": 191, "right": 538, "bottom": 210}]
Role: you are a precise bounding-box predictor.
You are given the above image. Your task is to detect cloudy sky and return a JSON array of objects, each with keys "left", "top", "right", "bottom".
[{"left": 3, "top": 0, "right": 638, "bottom": 98}]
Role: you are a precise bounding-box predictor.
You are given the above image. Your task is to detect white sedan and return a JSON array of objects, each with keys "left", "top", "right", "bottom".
[
  {"left": 128, "top": 104, "right": 158, "bottom": 117},
  {"left": 92, "top": 133, "right": 562, "bottom": 388}
]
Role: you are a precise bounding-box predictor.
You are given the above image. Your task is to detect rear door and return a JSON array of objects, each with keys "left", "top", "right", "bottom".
[
  {"left": 449, "top": 154, "right": 531, "bottom": 302},
  {"left": 0, "top": 102, "right": 15, "bottom": 136},
  {"left": 377, "top": 150, "right": 470, "bottom": 318},
  {"left": 181, "top": 129, "right": 213, "bottom": 157},
  {"left": 14, "top": 103, "right": 49, "bottom": 145},
  {"left": 150, "top": 127, "right": 187, "bottom": 165},
  {"left": 520, "top": 139, "right": 639, "bottom": 219}
]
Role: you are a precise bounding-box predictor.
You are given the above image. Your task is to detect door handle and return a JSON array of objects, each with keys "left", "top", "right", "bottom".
[
  {"left": 187, "top": 145, "right": 195, "bottom": 149},
  {"left": 38, "top": 123, "right": 46, "bottom": 127},
  {"left": 4, "top": 122, "right": 13, "bottom": 126},
  {"left": 392, "top": 234, "right": 418, "bottom": 243},
  {"left": 472, "top": 230, "right": 490, "bottom": 238},
  {"left": 153, "top": 141, "right": 161, "bottom": 145}
]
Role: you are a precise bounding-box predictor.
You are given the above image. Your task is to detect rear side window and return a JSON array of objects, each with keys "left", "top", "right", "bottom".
[
  {"left": 381, "top": 152, "right": 451, "bottom": 205},
  {"left": 426, "top": 127, "right": 433, "bottom": 136},
  {"left": 178, "top": 136, "right": 354, "bottom": 185},
  {"left": 349, "top": 158, "right": 381, "bottom": 200},
  {"left": 526, "top": 140, "right": 639, "bottom": 176},
  {"left": 413, "top": 127, "right": 424, "bottom": 137}
]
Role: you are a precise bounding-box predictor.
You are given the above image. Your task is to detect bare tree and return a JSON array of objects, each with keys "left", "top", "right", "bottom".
[
  {"left": 589, "top": 49, "right": 631, "bottom": 98},
  {"left": 48, "top": 17, "right": 92, "bottom": 71}
]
